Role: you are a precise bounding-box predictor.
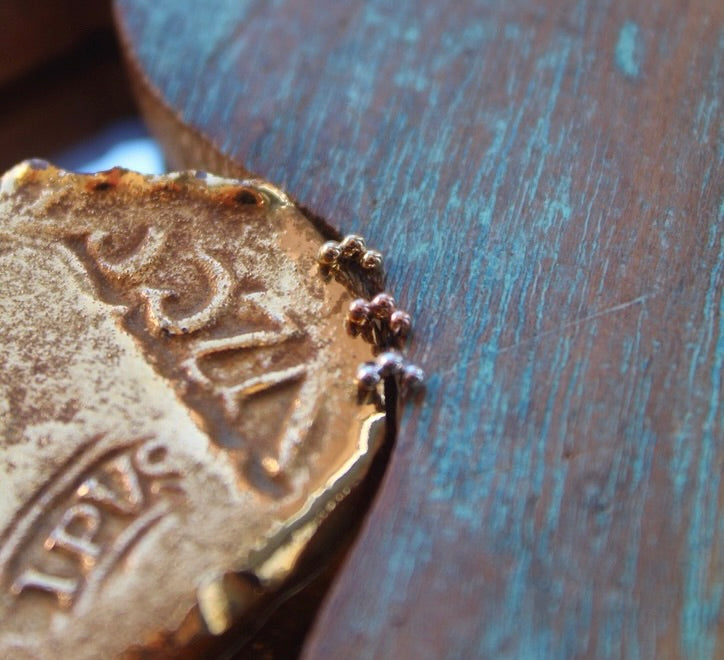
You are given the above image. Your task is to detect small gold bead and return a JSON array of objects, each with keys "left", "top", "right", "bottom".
[
  {"left": 376, "top": 351, "right": 405, "bottom": 377},
  {"left": 360, "top": 250, "right": 383, "bottom": 270},
  {"left": 401, "top": 364, "right": 425, "bottom": 394},
  {"left": 356, "top": 362, "right": 381, "bottom": 391},
  {"left": 339, "top": 234, "right": 366, "bottom": 258},
  {"left": 390, "top": 310, "right": 412, "bottom": 338},
  {"left": 348, "top": 298, "right": 371, "bottom": 325},
  {"left": 318, "top": 241, "right": 341, "bottom": 265},
  {"left": 370, "top": 292, "right": 396, "bottom": 320}
]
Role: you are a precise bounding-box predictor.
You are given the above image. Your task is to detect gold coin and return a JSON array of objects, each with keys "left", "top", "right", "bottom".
[{"left": 0, "top": 161, "right": 385, "bottom": 657}]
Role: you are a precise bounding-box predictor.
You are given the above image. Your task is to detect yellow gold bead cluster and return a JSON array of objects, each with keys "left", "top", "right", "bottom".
[{"left": 317, "top": 235, "right": 384, "bottom": 276}]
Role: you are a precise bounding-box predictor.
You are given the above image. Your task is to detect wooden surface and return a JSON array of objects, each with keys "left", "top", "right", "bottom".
[{"left": 114, "top": 1, "right": 722, "bottom": 657}]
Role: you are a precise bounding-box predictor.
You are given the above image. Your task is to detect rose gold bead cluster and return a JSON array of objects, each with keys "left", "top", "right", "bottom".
[
  {"left": 318, "top": 234, "right": 424, "bottom": 399},
  {"left": 345, "top": 293, "right": 412, "bottom": 348}
]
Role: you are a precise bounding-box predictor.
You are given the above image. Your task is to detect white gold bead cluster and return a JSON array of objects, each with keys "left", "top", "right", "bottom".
[{"left": 356, "top": 352, "right": 425, "bottom": 398}]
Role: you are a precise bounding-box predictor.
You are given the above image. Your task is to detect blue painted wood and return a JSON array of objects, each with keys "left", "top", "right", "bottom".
[{"left": 115, "top": 1, "right": 722, "bottom": 657}]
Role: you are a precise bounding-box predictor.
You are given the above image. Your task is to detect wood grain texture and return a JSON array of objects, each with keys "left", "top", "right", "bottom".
[{"left": 114, "top": 1, "right": 722, "bottom": 657}]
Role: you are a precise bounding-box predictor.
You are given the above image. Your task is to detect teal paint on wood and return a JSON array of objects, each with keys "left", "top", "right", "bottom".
[
  {"left": 615, "top": 21, "right": 643, "bottom": 78},
  {"left": 116, "top": 0, "right": 723, "bottom": 657}
]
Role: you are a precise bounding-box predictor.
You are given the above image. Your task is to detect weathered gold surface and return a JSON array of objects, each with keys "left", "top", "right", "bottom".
[{"left": 0, "top": 161, "right": 384, "bottom": 658}]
